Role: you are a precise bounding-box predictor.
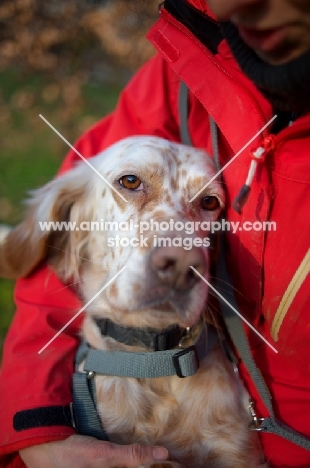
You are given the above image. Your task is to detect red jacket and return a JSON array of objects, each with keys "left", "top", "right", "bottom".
[{"left": 1, "top": 1, "right": 310, "bottom": 467}]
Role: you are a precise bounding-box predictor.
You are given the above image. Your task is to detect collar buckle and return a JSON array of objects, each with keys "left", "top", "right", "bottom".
[{"left": 172, "top": 345, "right": 199, "bottom": 378}]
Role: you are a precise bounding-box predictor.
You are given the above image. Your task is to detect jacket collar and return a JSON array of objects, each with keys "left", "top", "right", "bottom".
[
  {"left": 185, "top": 0, "right": 217, "bottom": 19},
  {"left": 149, "top": 1, "right": 273, "bottom": 155}
]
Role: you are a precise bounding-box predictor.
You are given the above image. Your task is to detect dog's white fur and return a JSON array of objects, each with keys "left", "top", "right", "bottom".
[{"left": 0, "top": 136, "right": 266, "bottom": 468}]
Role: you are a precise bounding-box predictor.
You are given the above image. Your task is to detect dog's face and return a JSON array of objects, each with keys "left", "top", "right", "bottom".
[{"left": 0, "top": 136, "right": 224, "bottom": 329}]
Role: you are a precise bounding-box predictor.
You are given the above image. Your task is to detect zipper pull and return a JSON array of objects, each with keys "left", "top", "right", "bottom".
[{"left": 233, "top": 135, "right": 276, "bottom": 214}]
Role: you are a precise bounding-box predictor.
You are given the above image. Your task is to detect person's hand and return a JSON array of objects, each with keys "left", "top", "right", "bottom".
[{"left": 19, "top": 434, "right": 169, "bottom": 468}]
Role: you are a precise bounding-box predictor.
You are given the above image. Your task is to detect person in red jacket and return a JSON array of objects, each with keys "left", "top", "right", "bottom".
[{"left": 1, "top": 0, "right": 310, "bottom": 467}]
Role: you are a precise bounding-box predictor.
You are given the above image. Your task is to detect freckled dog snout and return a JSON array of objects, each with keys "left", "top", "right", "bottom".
[{"left": 150, "top": 246, "right": 206, "bottom": 290}]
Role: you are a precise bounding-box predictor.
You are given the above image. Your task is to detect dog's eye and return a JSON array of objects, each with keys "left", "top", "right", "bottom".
[
  {"left": 201, "top": 196, "right": 220, "bottom": 211},
  {"left": 119, "top": 175, "right": 143, "bottom": 191}
]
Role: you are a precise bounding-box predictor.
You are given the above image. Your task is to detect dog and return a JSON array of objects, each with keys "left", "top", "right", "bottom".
[{"left": 0, "top": 136, "right": 266, "bottom": 467}]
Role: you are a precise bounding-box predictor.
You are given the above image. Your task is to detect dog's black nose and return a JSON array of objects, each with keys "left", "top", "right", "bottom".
[{"left": 150, "top": 246, "right": 206, "bottom": 290}]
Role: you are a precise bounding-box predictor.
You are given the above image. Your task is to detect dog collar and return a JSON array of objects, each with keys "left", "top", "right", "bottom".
[
  {"left": 94, "top": 317, "right": 195, "bottom": 351},
  {"left": 77, "top": 323, "right": 218, "bottom": 379},
  {"left": 70, "top": 325, "right": 219, "bottom": 439},
  {"left": 13, "top": 326, "right": 219, "bottom": 438}
]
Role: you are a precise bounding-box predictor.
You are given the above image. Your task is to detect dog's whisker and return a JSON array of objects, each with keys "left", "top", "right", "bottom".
[
  {"left": 209, "top": 275, "right": 245, "bottom": 298},
  {"left": 44, "top": 243, "right": 102, "bottom": 265},
  {"left": 207, "top": 302, "right": 222, "bottom": 317},
  {"left": 207, "top": 304, "right": 221, "bottom": 324},
  {"left": 48, "top": 273, "right": 109, "bottom": 295},
  {"left": 207, "top": 288, "right": 238, "bottom": 312}
]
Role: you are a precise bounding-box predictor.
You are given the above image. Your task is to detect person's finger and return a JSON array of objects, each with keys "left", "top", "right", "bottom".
[{"left": 104, "top": 442, "right": 169, "bottom": 467}]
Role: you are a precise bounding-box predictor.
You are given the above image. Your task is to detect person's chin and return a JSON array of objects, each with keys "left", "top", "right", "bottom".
[
  {"left": 236, "top": 23, "right": 308, "bottom": 66},
  {"left": 255, "top": 43, "right": 305, "bottom": 65}
]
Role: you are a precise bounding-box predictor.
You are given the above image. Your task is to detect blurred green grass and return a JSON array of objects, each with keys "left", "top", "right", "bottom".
[{"left": 0, "top": 68, "right": 122, "bottom": 356}]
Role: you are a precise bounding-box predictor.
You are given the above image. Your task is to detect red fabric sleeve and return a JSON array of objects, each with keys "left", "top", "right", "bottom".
[{"left": 0, "top": 54, "right": 181, "bottom": 463}]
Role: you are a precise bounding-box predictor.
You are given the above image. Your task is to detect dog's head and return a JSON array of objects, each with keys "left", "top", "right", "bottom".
[{"left": 0, "top": 136, "right": 224, "bottom": 329}]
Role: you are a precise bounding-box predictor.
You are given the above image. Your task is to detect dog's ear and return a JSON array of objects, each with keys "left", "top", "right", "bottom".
[
  {"left": 0, "top": 164, "right": 95, "bottom": 280},
  {"left": 0, "top": 206, "right": 49, "bottom": 279}
]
